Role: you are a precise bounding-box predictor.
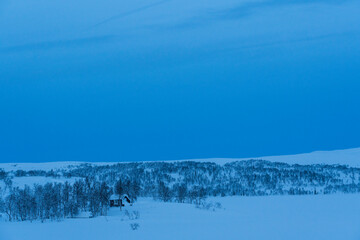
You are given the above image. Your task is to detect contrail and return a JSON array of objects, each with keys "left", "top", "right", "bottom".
[
  {"left": 0, "top": 35, "right": 117, "bottom": 53},
  {"left": 88, "top": 0, "right": 173, "bottom": 30},
  {"left": 233, "top": 31, "right": 360, "bottom": 51}
]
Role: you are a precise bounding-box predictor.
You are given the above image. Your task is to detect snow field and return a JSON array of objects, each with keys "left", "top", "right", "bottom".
[{"left": 1, "top": 194, "right": 360, "bottom": 240}]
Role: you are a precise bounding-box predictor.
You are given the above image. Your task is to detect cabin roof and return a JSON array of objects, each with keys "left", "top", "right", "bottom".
[{"left": 109, "top": 194, "right": 129, "bottom": 200}]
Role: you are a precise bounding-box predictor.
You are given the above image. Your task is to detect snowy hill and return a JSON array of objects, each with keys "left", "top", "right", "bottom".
[
  {"left": 1, "top": 147, "right": 360, "bottom": 171},
  {"left": 237, "top": 148, "right": 360, "bottom": 166},
  {"left": 1, "top": 147, "right": 360, "bottom": 202},
  {"left": 176, "top": 148, "right": 360, "bottom": 166},
  {"left": 1, "top": 148, "right": 360, "bottom": 240}
]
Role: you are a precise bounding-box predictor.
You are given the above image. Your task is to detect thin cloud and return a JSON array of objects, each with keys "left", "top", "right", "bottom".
[
  {"left": 230, "top": 31, "right": 360, "bottom": 51},
  {"left": 0, "top": 35, "right": 117, "bottom": 53},
  {"left": 153, "top": 0, "right": 351, "bottom": 31},
  {"left": 88, "top": 0, "right": 173, "bottom": 30}
]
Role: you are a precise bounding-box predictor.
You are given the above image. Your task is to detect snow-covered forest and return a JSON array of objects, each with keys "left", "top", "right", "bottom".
[{"left": 1, "top": 159, "right": 360, "bottom": 222}]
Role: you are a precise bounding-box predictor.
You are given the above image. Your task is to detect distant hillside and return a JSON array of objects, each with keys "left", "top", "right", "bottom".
[
  {"left": 1, "top": 151, "right": 360, "bottom": 222},
  {"left": 1, "top": 147, "right": 360, "bottom": 171}
]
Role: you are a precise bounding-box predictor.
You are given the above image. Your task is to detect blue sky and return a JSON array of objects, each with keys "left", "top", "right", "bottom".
[{"left": 0, "top": 0, "right": 360, "bottom": 162}]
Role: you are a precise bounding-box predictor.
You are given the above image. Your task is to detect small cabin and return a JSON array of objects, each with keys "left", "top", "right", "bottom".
[{"left": 109, "top": 194, "right": 132, "bottom": 207}]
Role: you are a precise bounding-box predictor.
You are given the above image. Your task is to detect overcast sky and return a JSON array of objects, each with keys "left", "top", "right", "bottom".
[{"left": 1, "top": 0, "right": 360, "bottom": 162}]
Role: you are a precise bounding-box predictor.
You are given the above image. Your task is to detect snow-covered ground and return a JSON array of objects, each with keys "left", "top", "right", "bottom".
[
  {"left": 197, "top": 147, "right": 360, "bottom": 166},
  {"left": 0, "top": 162, "right": 90, "bottom": 172},
  {"left": 0, "top": 176, "right": 81, "bottom": 190},
  {"left": 238, "top": 147, "right": 360, "bottom": 166},
  {"left": 1, "top": 149, "right": 359, "bottom": 239},
  {"left": 1, "top": 194, "right": 360, "bottom": 240},
  {"left": 1, "top": 147, "right": 360, "bottom": 171}
]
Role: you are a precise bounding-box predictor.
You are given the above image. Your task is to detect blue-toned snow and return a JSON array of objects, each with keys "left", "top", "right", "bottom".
[{"left": 1, "top": 194, "right": 360, "bottom": 240}]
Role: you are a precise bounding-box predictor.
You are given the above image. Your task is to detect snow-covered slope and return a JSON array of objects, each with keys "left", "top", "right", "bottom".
[
  {"left": 238, "top": 147, "right": 360, "bottom": 166},
  {"left": 0, "top": 147, "right": 360, "bottom": 171},
  {"left": 0, "top": 162, "right": 86, "bottom": 171},
  {"left": 1, "top": 195, "right": 360, "bottom": 240},
  {"left": 196, "top": 147, "right": 360, "bottom": 166}
]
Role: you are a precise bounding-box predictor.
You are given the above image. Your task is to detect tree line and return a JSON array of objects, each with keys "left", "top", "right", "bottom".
[
  {"left": 1, "top": 159, "right": 360, "bottom": 221},
  {"left": 0, "top": 178, "right": 140, "bottom": 222}
]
